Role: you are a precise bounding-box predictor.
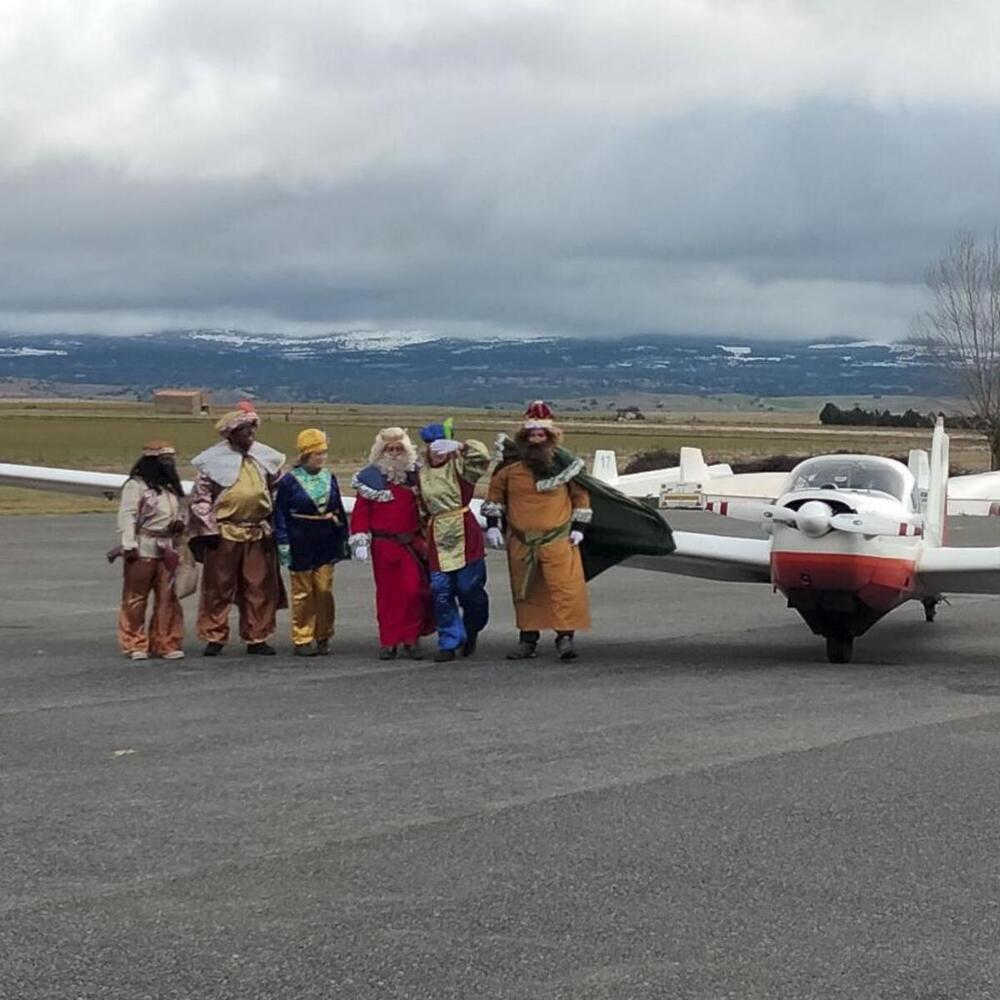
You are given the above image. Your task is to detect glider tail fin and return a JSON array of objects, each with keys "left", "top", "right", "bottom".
[
  {"left": 678, "top": 447, "right": 710, "bottom": 490},
  {"left": 925, "top": 417, "right": 949, "bottom": 548},
  {"left": 591, "top": 449, "right": 619, "bottom": 485}
]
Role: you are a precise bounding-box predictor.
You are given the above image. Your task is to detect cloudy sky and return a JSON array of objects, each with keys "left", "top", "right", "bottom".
[{"left": 4, "top": 0, "right": 1000, "bottom": 340}]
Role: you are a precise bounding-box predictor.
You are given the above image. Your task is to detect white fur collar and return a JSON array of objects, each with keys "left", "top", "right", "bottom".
[{"left": 191, "top": 441, "right": 285, "bottom": 488}]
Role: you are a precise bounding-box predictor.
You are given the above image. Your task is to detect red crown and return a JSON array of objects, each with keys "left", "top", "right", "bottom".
[
  {"left": 522, "top": 400, "right": 555, "bottom": 428},
  {"left": 524, "top": 400, "right": 553, "bottom": 421}
]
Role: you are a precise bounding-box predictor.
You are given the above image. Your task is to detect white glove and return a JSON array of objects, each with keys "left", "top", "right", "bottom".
[
  {"left": 353, "top": 543, "right": 370, "bottom": 563},
  {"left": 486, "top": 527, "right": 504, "bottom": 549},
  {"left": 430, "top": 438, "right": 462, "bottom": 457},
  {"left": 569, "top": 530, "right": 584, "bottom": 547}
]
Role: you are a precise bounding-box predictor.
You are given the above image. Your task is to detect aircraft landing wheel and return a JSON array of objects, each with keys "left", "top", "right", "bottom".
[{"left": 825, "top": 634, "right": 854, "bottom": 664}]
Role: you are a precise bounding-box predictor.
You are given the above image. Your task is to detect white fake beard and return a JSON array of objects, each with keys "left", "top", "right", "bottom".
[{"left": 376, "top": 452, "right": 415, "bottom": 484}]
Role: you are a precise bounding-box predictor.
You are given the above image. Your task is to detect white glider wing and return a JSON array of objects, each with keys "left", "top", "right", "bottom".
[
  {"left": 627, "top": 530, "right": 773, "bottom": 584},
  {"left": 0, "top": 462, "right": 370, "bottom": 512},
  {"left": 699, "top": 472, "right": 787, "bottom": 503},
  {"left": 0, "top": 462, "right": 132, "bottom": 498},
  {"left": 5, "top": 462, "right": 771, "bottom": 584},
  {"left": 916, "top": 545, "right": 1000, "bottom": 595},
  {"left": 590, "top": 447, "right": 733, "bottom": 499},
  {"left": 946, "top": 471, "right": 1000, "bottom": 516}
]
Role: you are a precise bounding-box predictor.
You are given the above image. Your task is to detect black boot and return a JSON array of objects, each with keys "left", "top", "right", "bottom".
[
  {"left": 555, "top": 632, "right": 577, "bottom": 661},
  {"left": 202, "top": 641, "right": 224, "bottom": 657},
  {"left": 461, "top": 633, "right": 478, "bottom": 658},
  {"left": 247, "top": 642, "right": 277, "bottom": 656},
  {"left": 506, "top": 630, "right": 539, "bottom": 660},
  {"left": 404, "top": 641, "right": 425, "bottom": 661},
  {"left": 434, "top": 649, "right": 457, "bottom": 663},
  {"left": 378, "top": 646, "right": 397, "bottom": 661}
]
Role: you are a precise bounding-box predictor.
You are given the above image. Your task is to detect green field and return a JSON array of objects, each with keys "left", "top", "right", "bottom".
[{"left": 0, "top": 399, "right": 991, "bottom": 514}]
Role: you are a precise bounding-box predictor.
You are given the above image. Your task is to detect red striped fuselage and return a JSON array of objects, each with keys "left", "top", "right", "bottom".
[{"left": 770, "top": 550, "right": 918, "bottom": 612}]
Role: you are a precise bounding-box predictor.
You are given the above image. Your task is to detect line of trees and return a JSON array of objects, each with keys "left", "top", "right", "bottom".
[{"left": 818, "top": 402, "right": 985, "bottom": 430}]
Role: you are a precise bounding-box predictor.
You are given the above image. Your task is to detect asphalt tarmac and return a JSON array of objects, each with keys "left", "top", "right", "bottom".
[{"left": 4, "top": 512, "right": 1000, "bottom": 999}]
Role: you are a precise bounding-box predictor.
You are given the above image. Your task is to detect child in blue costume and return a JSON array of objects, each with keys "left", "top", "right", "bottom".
[{"left": 273, "top": 429, "right": 350, "bottom": 656}]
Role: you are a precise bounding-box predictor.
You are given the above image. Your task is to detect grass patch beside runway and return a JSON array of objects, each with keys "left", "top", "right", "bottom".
[{"left": 0, "top": 399, "right": 992, "bottom": 513}]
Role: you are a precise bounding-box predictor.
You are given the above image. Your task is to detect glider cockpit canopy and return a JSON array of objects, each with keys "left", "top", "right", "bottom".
[{"left": 782, "top": 456, "right": 915, "bottom": 506}]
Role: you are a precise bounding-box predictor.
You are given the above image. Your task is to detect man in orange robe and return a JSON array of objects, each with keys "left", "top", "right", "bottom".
[{"left": 484, "top": 402, "right": 592, "bottom": 661}]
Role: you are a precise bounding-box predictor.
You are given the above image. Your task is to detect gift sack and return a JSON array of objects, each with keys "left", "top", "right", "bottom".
[{"left": 173, "top": 540, "right": 201, "bottom": 600}]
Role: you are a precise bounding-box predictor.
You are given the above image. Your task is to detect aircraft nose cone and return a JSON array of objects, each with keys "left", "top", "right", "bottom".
[{"left": 796, "top": 500, "right": 832, "bottom": 537}]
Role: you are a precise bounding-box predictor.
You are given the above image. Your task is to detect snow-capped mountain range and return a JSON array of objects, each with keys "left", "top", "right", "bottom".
[{"left": 0, "top": 329, "right": 944, "bottom": 404}]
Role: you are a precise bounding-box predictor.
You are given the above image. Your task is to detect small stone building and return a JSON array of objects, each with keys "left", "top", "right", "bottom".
[{"left": 153, "top": 389, "right": 208, "bottom": 415}]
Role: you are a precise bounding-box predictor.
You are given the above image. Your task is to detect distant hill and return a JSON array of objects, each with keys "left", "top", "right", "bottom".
[{"left": 0, "top": 330, "right": 946, "bottom": 405}]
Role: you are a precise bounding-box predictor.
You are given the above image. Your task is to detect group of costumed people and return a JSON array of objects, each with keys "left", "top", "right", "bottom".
[{"left": 113, "top": 401, "right": 675, "bottom": 662}]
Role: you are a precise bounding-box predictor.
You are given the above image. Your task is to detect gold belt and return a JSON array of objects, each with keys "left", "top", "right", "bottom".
[{"left": 431, "top": 505, "right": 470, "bottom": 520}]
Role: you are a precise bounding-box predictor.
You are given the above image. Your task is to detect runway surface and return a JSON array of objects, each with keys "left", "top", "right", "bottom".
[{"left": 4, "top": 512, "right": 1000, "bottom": 999}]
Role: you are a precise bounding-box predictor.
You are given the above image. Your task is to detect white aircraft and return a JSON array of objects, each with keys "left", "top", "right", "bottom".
[
  {"left": 592, "top": 418, "right": 1000, "bottom": 662},
  {"left": 590, "top": 445, "right": 787, "bottom": 508},
  {"left": 3, "top": 417, "right": 1000, "bottom": 663}
]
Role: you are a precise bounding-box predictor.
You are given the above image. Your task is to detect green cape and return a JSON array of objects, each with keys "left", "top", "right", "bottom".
[{"left": 495, "top": 438, "right": 675, "bottom": 580}]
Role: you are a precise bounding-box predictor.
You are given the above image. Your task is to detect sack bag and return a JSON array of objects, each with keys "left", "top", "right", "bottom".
[{"left": 173, "top": 540, "right": 201, "bottom": 600}]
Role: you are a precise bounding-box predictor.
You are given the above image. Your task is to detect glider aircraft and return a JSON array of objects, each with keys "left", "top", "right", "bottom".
[{"left": 594, "top": 418, "right": 1000, "bottom": 661}]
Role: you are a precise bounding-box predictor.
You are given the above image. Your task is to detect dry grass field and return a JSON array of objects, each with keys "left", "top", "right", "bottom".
[{"left": 0, "top": 397, "right": 990, "bottom": 514}]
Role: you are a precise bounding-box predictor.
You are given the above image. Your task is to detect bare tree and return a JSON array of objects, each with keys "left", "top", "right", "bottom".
[{"left": 917, "top": 231, "right": 1000, "bottom": 469}]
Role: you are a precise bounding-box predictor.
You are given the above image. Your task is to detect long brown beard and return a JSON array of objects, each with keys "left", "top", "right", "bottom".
[{"left": 520, "top": 440, "right": 557, "bottom": 478}]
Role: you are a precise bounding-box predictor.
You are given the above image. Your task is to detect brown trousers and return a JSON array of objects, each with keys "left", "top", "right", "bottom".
[
  {"left": 118, "top": 557, "right": 184, "bottom": 655},
  {"left": 197, "top": 537, "right": 281, "bottom": 644}
]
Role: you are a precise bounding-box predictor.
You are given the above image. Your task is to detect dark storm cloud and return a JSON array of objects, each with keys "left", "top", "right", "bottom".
[{"left": 4, "top": 1, "right": 1000, "bottom": 338}]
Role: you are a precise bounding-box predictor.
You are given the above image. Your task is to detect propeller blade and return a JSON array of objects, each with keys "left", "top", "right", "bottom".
[
  {"left": 760, "top": 504, "right": 798, "bottom": 525},
  {"left": 828, "top": 513, "right": 919, "bottom": 537}
]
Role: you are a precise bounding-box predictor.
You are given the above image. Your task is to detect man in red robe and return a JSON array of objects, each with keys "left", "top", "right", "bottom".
[{"left": 350, "top": 427, "right": 435, "bottom": 660}]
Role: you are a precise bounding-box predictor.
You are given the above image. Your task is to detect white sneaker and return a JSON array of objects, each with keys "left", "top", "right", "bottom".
[
  {"left": 130, "top": 650, "right": 150, "bottom": 661},
  {"left": 161, "top": 650, "right": 186, "bottom": 660}
]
